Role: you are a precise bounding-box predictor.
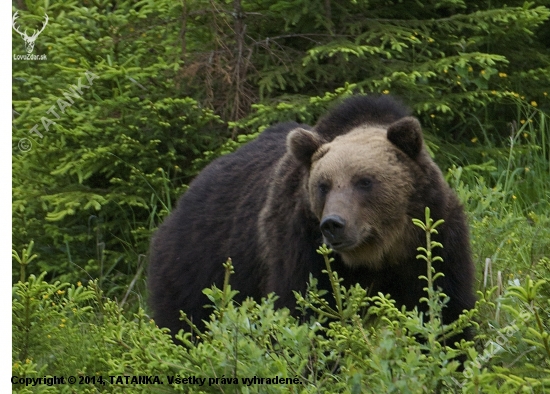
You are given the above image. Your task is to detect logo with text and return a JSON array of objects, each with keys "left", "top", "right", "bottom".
[{"left": 12, "top": 11, "right": 48, "bottom": 61}]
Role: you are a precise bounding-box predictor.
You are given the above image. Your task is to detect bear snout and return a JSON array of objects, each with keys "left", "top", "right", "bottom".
[{"left": 320, "top": 214, "right": 347, "bottom": 246}]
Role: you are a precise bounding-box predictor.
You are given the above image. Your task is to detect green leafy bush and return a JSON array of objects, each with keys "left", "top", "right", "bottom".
[{"left": 12, "top": 210, "right": 550, "bottom": 393}]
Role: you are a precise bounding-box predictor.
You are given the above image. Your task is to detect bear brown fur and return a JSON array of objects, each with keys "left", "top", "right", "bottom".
[{"left": 148, "top": 95, "right": 476, "bottom": 341}]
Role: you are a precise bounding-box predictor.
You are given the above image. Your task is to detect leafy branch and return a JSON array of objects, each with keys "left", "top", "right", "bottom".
[{"left": 413, "top": 206, "right": 446, "bottom": 325}]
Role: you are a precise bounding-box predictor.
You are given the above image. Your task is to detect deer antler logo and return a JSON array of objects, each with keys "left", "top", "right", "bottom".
[{"left": 12, "top": 11, "right": 49, "bottom": 54}]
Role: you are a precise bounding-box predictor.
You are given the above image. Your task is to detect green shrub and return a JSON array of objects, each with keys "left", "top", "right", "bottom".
[{"left": 13, "top": 209, "right": 550, "bottom": 393}]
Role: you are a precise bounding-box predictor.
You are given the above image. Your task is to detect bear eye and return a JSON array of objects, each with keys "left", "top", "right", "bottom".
[
  {"left": 318, "top": 182, "right": 330, "bottom": 195},
  {"left": 356, "top": 177, "right": 373, "bottom": 191}
]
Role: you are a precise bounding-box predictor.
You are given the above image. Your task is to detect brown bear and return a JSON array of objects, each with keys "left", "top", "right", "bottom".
[{"left": 148, "top": 95, "right": 476, "bottom": 341}]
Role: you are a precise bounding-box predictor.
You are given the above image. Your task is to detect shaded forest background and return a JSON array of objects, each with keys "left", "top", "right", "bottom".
[{"left": 11, "top": 0, "right": 550, "bottom": 392}]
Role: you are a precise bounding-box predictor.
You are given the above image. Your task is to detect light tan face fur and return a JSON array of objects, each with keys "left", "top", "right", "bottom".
[{"left": 308, "top": 126, "right": 418, "bottom": 270}]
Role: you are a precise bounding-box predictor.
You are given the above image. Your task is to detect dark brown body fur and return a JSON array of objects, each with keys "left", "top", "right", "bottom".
[{"left": 148, "top": 95, "right": 476, "bottom": 341}]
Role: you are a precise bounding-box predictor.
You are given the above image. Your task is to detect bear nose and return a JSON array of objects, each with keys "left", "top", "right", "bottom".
[{"left": 320, "top": 215, "right": 346, "bottom": 244}]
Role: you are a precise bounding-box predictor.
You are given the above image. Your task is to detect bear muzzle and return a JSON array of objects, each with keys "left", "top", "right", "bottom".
[{"left": 320, "top": 214, "right": 349, "bottom": 248}]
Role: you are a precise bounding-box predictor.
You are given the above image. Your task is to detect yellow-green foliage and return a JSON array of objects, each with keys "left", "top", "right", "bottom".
[{"left": 12, "top": 211, "right": 550, "bottom": 393}]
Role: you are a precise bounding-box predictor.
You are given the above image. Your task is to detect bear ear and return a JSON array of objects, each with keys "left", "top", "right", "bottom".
[
  {"left": 386, "top": 116, "right": 424, "bottom": 160},
  {"left": 287, "top": 128, "right": 325, "bottom": 167}
]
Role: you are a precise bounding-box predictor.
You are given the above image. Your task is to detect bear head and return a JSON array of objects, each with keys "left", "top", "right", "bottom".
[{"left": 287, "top": 116, "right": 426, "bottom": 270}]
